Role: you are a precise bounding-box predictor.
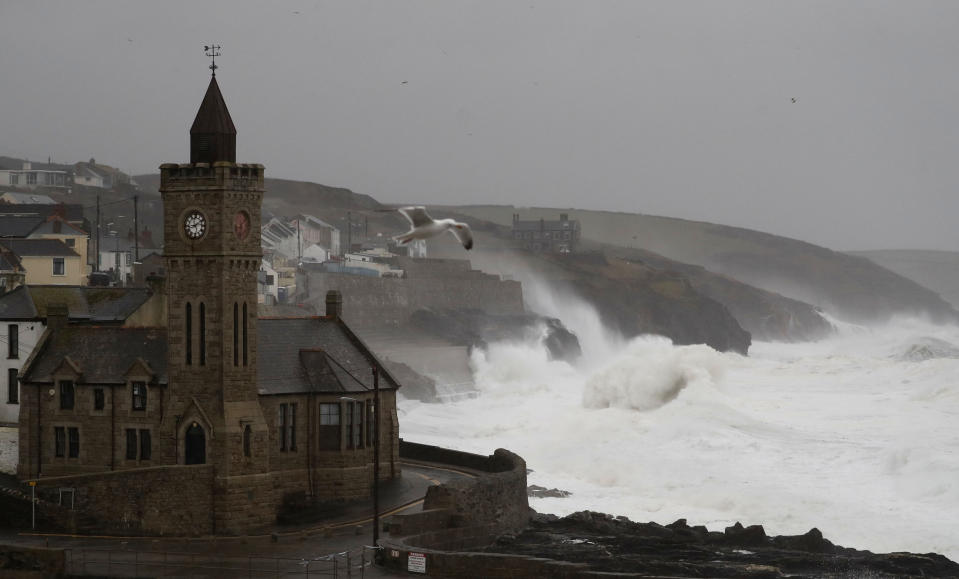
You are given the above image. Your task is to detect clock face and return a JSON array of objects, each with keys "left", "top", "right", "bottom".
[
  {"left": 184, "top": 210, "right": 206, "bottom": 240},
  {"left": 234, "top": 210, "right": 250, "bottom": 240}
]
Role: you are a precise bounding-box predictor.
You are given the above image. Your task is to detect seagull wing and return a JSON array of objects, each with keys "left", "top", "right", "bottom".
[
  {"left": 449, "top": 222, "right": 474, "bottom": 250},
  {"left": 398, "top": 206, "right": 434, "bottom": 228}
]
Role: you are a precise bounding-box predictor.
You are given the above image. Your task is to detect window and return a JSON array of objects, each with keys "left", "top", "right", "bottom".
[
  {"left": 278, "top": 403, "right": 297, "bottom": 452},
  {"left": 278, "top": 404, "right": 287, "bottom": 451},
  {"left": 243, "top": 425, "right": 252, "bottom": 457},
  {"left": 346, "top": 402, "right": 354, "bottom": 449},
  {"left": 94, "top": 388, "right": 104, "bottom": 410},
  {"left": 26, "top": 173, "right": 37, "bottom": 185},
  {"left": 131, "top": 382, "right": 146, "bottom": 411},
  {"left": 185, "top": 303, "right": 192, "bottom": 365},
  {"left": 353, "top": 402, "right": 363, "bottom": 449},
  {"left": 8, "top": 324, "right": 17, "bottom": 358},
  {"left": 289, "top": 403, "right": 297, "bottom": 451},
  {"left": 55, "top": 427, "right": 65, "bottom": 457},
  {"left": 65, "top": 238, "right": 75, "bottom": 247},
  {"left": 199, "top": 303, "right": 206, "bottom": 366},
  {"left": 140, "top": 429, "right": 151, "bottom": 460},
  {"left": 53, "top": 258, "right": 65, "bottom": 276},
  {"left": 319, "top": 403, "right": 340, "bottom": 450},
  {"left": 7, "top": 368, "right": 17, "bottom": 404},
  {"left": 242, "top": 302, "right": 248, "bottom": 366},
  {"left": 68, "top": 427, "right": 79, "bottom": 458},
  {"left": 233, "top": 303, "right": 239, "bottom": 366},
  {"left": 126, "top": 429, "right": 137, "bottom": 459},
  {"left": 59, "top": 380, "right": 74, "bottom": 410},
  {"left": 9, "top": 174, "right": 18, "bottom": 185}
]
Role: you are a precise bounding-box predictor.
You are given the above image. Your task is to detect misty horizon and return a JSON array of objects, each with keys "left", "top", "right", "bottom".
[{"left": 3, "top": 1, "right": 958, "bottom": 252}]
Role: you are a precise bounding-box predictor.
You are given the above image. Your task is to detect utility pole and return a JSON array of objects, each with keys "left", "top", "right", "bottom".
[
  {"left": 297, "top": 217, "right": 301, "bottom": 262},
  {"left": 95, "top": 195, "right": 101, "bottom": 271},
  {"left": 133, "top": 195, "right": 139, "bottom": 262},
  {"left": 372, "top": 366, "right": 380, "bottom": 546},
  {"left": 347, "top": 211, "right": 352, "bottom": 254}
]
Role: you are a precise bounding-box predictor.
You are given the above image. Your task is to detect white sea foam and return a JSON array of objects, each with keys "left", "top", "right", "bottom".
[{"left": 398, "top": 295, "right": 959, "bottom": 561}]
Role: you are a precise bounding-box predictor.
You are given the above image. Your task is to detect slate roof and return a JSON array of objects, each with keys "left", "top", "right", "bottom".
[
  {"left": 22, "top": 326, "right": 167, "bottom": 385},
  {"left": 30, "top": 218, "right": 87, "bottom": 236},
  {"left": 257, "top": 316, "right": 400, "bottom": 395},
  {"left": 0, "top": 285, "right": 152, "bottom": 322},
  {"left": 0, "top": 204, "right": 85, "bottom": 225},
  {"left": 0, "top": 215, "right": 44, "bottom": 237},
  {"left": 0, "top": 239, "right": 78, "bottom": 257},
  {"left": 191, "top": 76, "right": 236, "bottom": 135},
  {"left": 0, "top": 251, "right": 22, "bottom": 272}
]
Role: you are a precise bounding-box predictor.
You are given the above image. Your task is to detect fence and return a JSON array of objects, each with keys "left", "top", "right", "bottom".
[{"left": 64, "top": 545, "right": 382, "bottom": 578}]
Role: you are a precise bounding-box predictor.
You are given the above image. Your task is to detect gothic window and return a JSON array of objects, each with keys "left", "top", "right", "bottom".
[
  {"left": 243, "top": 425, "right": 252, "bottom": 457},
  {"left": 59, "top": 380, "right": 74, "bottom": 410},
  {"left": 199, "top": 302, "right": 206, "bottom": 366},
  {"left": 8, "top": 324, "right": 17, "bottom": 358},
  {"left": 7, "top": 368, "right": 17, "bottom": 404},
  {"left": 185, "top": 422, "right": 205, "bottom": 465},
  {"left": 94, "top": 388, "right": 104, "bottom": 410},
  {"left": 185, "top": 303, "right": 192, "bottom": 365},
  {"left": 54, "top": 427, "right": 65, "bottom": 457},
  {"left": 68, "top": 427, "right": 79, "bottom": 458},
  {"left": 242, "top": 302, "right": 248, "bottom": 366},
  {"left": 319, "top": 403, "right": 340, "bottom": 450},
  {"left": 233, "top": 303, "right": 239, "bottom": 367},
  {"left": 131, "top": 382, "right": 147, "bottom": 411}
]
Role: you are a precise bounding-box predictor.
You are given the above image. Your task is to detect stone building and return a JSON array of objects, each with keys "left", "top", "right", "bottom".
[
  {"left": 16, "top": 73, "right": 401, "bottom": 536},
  {"left": 511, "top": 213, "right": 580, "bottom": 254}
]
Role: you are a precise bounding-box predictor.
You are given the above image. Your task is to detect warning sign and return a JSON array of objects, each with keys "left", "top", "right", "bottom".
[{"left": 407, "top": 551, "right": 427, "bottom": 573}]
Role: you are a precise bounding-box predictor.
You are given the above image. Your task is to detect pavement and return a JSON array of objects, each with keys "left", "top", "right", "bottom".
[{"left": 0, "top": 461, "right": 475, "bottom": 578}]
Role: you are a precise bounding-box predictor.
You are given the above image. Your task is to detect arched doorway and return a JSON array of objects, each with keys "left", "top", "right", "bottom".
[{"left": 185, "top": 422, "right": 206, "bottom": 465}]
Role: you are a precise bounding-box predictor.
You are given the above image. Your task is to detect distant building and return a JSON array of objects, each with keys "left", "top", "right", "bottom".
[
  {"left": 511, "top": 213, "right": 580, "bottom": 254},
  {"left": 0, "top": 160, "right": 70, "bottom": 190},
  {"left": 0, "top": 209, "right": 92, "bottom": 283},
  {"left": 0, "top": 239, "right": 86, "bottom": 285},
  {"left": 72, "top": 159, "right": 134, "bottom": 189},
  {"left": 292, "top": 215, "right": 341, "bottom": 257}
]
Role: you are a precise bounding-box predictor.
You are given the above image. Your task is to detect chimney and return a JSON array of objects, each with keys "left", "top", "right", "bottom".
[
  {"left": 47, "top": 303, "right": 69, "bottom": 330},
  {"left": 22, "top": 161, "right": 31, "bottom": 171},
  {"left": 325, "top": 290, "right": 343, "bottom": 319}
]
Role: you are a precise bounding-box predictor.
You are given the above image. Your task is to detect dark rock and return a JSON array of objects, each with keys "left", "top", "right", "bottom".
[
  {"left": 411, "top": 308, "right": 582, "bottom": 361},
  {"left": 527, "top": 485, "right": 572, "bottom": 499}
]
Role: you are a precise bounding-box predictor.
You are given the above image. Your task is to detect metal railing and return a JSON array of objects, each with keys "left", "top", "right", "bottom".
[{"left": 64, "top": 545, "right": 383, "bottom": 578}]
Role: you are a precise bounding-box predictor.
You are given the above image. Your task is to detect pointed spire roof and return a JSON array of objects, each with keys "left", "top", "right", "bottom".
[{"left": 190, "top": 76, "right": 236, "bottom": 164}]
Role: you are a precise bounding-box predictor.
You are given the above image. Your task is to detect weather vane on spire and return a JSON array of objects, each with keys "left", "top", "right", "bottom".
[{"left": 204, "top": 44, "right": 221, "bottom": 77}]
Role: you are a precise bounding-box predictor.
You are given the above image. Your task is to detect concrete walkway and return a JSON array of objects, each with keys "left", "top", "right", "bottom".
[{"left": 1, "top": 461, "right": 474, "bottom": 578}]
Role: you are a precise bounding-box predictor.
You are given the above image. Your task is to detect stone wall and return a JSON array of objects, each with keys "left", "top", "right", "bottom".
[
  {"left": 33, "top": 464, "right": 214, "bottom": 536},
  {"left": 297, "top": 267, "right": 524, "bottom": 328},
  {"left": 380, "top": 442, "right": 532, "bottom": 576}
]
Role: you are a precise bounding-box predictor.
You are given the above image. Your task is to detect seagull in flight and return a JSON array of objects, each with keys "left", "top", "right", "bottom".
[{"left": 395, "top": 206, "right": 473, "bottom": 250}]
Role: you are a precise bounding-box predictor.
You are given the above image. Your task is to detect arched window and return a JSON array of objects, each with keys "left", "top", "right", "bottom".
[
  {"left": 242, "top": 302, "right": 248, "bottom": 366},
  {"left": 199, "top": 302, "right": 206, "bottom": 366},
  {"left": 185, "top": 422, "right": 205, "bottom": 465},
  {"left": 185, "top": 302, "right": 192, "bottom": 366},
  {"left": 233, "top": 303, "right": 239, "bottom": 367},
  {"left": 243, "top": 424, "right": 252, "bottom": 457}
]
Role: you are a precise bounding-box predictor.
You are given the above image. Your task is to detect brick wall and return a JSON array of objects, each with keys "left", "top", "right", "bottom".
[{"left": 34, "top": 464, "right": 214, "bottom": 536}]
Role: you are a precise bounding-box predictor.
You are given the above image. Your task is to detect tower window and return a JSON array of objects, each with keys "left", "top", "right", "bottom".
[
  {"left": 199, "top": 302, "right": 206, "bottom": 366},
  {"left": 185, "top": 302, "right": 192, "bottom": 365},
  {"left": 242, "top": 302, "right": 248, "bottom": 366},
  {"left": 243, "top": 424, "right": 252, "bottom": 457},
  {"left": 233, "top": 303, "right": 239, "bottom": 367}
]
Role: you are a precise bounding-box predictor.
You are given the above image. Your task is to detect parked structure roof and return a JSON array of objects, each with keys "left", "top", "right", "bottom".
[{"left": 0, "top": 285, "right": 153, "bottom": 322}]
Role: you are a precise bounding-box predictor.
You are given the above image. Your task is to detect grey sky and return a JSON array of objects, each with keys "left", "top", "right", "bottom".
[{"left": 2, "top": 1, "right": 957, "bottom": 251}]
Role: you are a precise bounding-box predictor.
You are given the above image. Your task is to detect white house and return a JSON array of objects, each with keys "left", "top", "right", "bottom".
[{"left": 0, "top": 161, "right": 69, "bottom": 190}]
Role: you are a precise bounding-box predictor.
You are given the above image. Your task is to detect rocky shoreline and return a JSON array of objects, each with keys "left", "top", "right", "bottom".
[{"left": 484, "top": 510, "right": 959, "bottom": 578}]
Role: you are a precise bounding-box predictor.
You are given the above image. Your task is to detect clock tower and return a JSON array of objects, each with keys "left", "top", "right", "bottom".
[{"left": 159, "top": 72, "right": 274, "bottom": 533}]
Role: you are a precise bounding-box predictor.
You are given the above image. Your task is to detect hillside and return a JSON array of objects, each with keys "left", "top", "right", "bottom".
[
  {"left": 850, "top": 250, "right": 959, "bottom": 310},
  {"left": 447, "top": 205, "right": 959, "bottom": 325}
]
